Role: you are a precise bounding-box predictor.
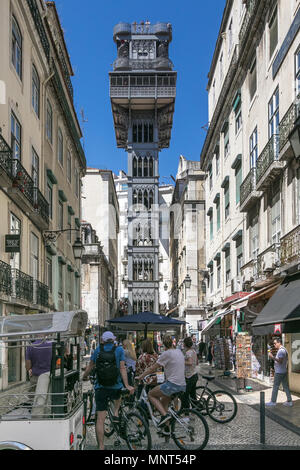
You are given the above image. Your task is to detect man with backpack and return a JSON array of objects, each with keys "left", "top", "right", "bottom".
[
  {"left": 266, "top": 337, "right": 293, "bottom": 407},
  {"left": 82, "top": 331, "right": 134, "bottom": 450}
]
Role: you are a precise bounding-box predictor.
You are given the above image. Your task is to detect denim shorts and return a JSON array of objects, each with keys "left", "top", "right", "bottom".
[{"left": 160, "top": 381, "right": 186, "bottom": 397}]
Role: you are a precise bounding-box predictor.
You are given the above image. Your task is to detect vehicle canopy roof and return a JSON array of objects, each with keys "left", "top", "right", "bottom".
[{"left": 0, "top": 310, "right": 88, "bottom": 339}]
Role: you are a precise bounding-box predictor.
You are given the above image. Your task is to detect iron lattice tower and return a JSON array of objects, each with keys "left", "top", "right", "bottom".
[{"left": 110, "top": 22, "right": 176, "bottom": 314}]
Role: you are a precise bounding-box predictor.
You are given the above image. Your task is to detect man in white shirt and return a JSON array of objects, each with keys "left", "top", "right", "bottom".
[
  {"left": 136, "top": 335, "right": 186, "bottom": 427},
  {"left": 266, "top": 337, "right": 293, "bottom": 407}
]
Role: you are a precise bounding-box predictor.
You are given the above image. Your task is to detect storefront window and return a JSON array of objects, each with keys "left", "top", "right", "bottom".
[{"left": 291, "top": 333, "right": 300, "bottom": 373}]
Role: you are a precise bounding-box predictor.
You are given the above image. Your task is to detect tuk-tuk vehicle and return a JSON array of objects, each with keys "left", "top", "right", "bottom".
[{"left": 0, "top": 310, "right": 88, "bottom": 450}]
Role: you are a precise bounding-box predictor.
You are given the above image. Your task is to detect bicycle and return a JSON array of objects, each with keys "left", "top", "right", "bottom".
[
  {"left": 190, "top": 374, "right": 238, "bottom": 423},
  {"left": 134, "top": 374, "right": 209, "bottom": 451}
]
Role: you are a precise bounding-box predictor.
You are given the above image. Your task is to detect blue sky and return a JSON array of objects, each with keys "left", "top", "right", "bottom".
[{"left": 55, "top": 0, "right": 226, "bottom": 184}]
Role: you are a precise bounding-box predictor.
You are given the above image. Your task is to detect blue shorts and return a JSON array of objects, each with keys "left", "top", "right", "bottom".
[{"left": 160, "top": 381, "right": 186, "bottom": 397}]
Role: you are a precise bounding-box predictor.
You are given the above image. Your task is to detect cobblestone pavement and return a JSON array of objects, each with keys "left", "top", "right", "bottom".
[{"left": 84, "top": 366, "right": 300, "bottom": 451}]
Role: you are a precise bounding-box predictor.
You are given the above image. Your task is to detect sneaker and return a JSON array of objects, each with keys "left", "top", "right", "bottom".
[
  {"left": 283, "top": 401, "right": 293, "bottom": 407},
  {"left": 265, "top": 401, "right": 276, "bottom": 407},
  {"left": 157, "top": 414, "right": 171, "bottom": 427}
]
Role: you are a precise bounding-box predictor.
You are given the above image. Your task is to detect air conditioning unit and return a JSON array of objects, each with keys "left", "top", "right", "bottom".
[
  {"left": 242, "top": 266, "right": 253, "bottom": 283},
  {"left": 231, "top": 277, "right": 242, "bottom": 294},
  {"left": 262, "top": 251, "right": 275, "bottom": 272}
]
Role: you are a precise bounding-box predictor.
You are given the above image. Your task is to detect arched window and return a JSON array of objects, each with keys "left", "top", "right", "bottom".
[
  {"left": 133, "top": 156, "right": 137, "bottom": 176},
  {"left": 144, "top": 157, "right": 149, "bottom": 177},
  {"left": 138, "top": 157, "right": 143, "bottom": 177},
  {"left": 149, "top": 190, "right": 154, "bottom": 210},
  {"left": 149, "top": 157, "right": 154, "bottom": 177},
  {"left": 12, "top": 16, "right": 22, "bottom": 78}
]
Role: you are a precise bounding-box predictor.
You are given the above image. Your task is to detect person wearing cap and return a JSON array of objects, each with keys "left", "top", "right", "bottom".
[{"left": 82, "top": 331, "right": 134, "bottom": 450}]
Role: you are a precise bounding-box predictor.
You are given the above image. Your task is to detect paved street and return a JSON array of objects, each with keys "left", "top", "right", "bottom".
[{"left": 84, "top": 363, "right": 300, "bottom": 451}]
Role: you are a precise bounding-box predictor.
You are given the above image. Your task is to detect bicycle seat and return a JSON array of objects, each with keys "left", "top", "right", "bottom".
[{"left": 202, "top": 375, "right": 215, "bottom": 381}]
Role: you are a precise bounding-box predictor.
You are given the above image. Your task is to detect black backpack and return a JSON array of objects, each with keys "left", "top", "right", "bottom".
[{"left": 95, "top": 344, "right": 119, "bottom": 387}]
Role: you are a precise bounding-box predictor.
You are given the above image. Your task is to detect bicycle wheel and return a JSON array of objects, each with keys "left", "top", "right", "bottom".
[
  {"left": 192, "top": 386, "right": 215, "bottom": 415},
  {"left": 86, "top": 390, "right": 95, "bottom": 423},
  {"left": 206, "top": 390, "right": 238, "bottom": 423},
  {"left": 104, "top": 401, "right": 115, "bottom": 437},
  {"left": 124, "top": 411, "right": 152, "bottom": 450},
  {"left": 171, "top": 408, "right": 209, "bottom": 451}
]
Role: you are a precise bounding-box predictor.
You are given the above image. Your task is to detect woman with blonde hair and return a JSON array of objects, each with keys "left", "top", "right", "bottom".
[{"left": 123, "top": 339, "right": 137, "bottom": 386}]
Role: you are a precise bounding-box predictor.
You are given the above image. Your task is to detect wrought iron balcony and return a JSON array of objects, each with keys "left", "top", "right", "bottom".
[
  {"left": 279, "top": 99, "right": 300, "bottom": 160},
  {"left": 51, "top": 60, "right": 86, "bottom": 167},
  {"left": 185, "top": 190, "right": 205, "bottom": 201},
  {"left": 11, "top": 269, "right": 34, "bottom": 304},
  {"left": 35, "top": 280, "right": 49, "bottom": 308},
  {"left": 240, "top": 168, "right": 262, "bottom": 212},
  {"left": 0, "top": 261, "right": 12, "bottom": 296},
  {"left": 280, "top": 224, "right": 300, "bottom": 267},
  {"left": 256, "top": 134, "right": 285, "bottom": 191},
  {"left": 33, "top": 187, "right": 50, "bottom": 226},
  {"left": 11, "top": 159, "right": 35, "bottom": 205},
  {"left": 26, "top": 0, "right": 50, "bottom": 62},
  {"left": 239, "top": 0, "right": 259, "bottom": 49}
]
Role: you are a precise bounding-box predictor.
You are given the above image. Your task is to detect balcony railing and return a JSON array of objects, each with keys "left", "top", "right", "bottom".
[
  {"left": 26, "top": 0, "right": 50, "bottom": 62},
  {"left": 240, "top": 168, "right": 257, "bottom": 207},
  {"left": 33, "top": 188, "right": 50, "bottom": 225},
  {"left": 0, "top": 261, "right": 12, "bottom": 296},
  {"left": 35, "top": 280, "right": 49, "bottom": 308},
  {"left": 51, "top": 60, "right": 85, "bottom": 166},
  {"left": 0, "top": 135, "right": 49, "bottom": 225},
  {"left": 185, "top": 190, "right": 205, "bottom": 201},
  {"left": 239, "top": 0, "right": 259, "bottom": 48},
  {"left": 11, "top": 269, "right": 34, "bottom": 303},
  {"left": 280, "top": 224, "right": 300, "bottom": 266},
  {"left": 256, "top": 134, "right": 280, "bottom": 185},
  {"left": 12, "top": 159, "right": 34, "bottom": 205},
  {"left": 279, "top": 99, "right": 299, "bottom": 154}
]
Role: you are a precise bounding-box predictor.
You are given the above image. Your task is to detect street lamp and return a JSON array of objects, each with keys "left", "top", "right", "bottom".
[
  {"left": 43, "top": 228, "right": 84, "bottom": 261},
  {"left": 72, "top": 237, "right": 85, "bottom": 260},
  {"left": 184, "top": 274, "right": 191, "bottom": 289},
  {"left": 288, "top": 115, "right": 300, "bottom": 158}
]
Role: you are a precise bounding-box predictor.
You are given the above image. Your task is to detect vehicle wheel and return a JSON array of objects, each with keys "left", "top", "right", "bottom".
[
  {"left": 192, "top": 386, "right": 215, "bottom": 415},
  {"left": 171, "top": 408, "right": 209, "bottom": 451},
  {"left": 136, "top": 403, "right": 149, "bottom": 424},
  {"left": 124, "top": 411, "right": 152, "bottom": 450},
  {"left": 206, "top": 390, "right": 238, "bottom": 423}
]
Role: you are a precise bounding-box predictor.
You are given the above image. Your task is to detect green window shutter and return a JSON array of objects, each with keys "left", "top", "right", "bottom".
[
  {"left": 225, "top": 251, "right": 230, "bottom": 272},
  {"left": 235, "top": 164, "right": 242, "bottom": 204},
  {"left": 236, "top": 237, "right": 243, "bottom": 257}
]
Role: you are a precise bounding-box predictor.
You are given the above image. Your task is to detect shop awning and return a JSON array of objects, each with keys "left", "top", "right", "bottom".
[
  {"left": 252, "top": 273, "right": 300, "bottom": 335},
  {"left": 201, "top": 308, "right": 231, "bottom": 335},
  {"left": 230, "top": 282, "right": 281, "bottom": 310}
]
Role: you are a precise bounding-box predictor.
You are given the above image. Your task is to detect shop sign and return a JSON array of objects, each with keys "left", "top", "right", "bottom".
[
  {"left": 274, "top": 323, "right": 282, "bottom": 334},
  {"left": 5, "top": 234, "right": 20, "bottom": 253}
]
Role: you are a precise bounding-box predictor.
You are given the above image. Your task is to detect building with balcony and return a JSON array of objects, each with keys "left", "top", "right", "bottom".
[
  {"left": 110, "top": 21, "right": 176, "bottom": 315},
  {"left": 0, "top": 0, "right": 86, "bottom": 390},
  {"left": 81, "top": 223, "right": 112, "bottom": 330},
  {"left": 200, "top": 0, "right": 300, "bottom": 392},
  {"left": 169, "top": 156, "right": 206, "bottom": 338},
  {"left": 81, "top": 168, "right": 120, "bottom": 320}
]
